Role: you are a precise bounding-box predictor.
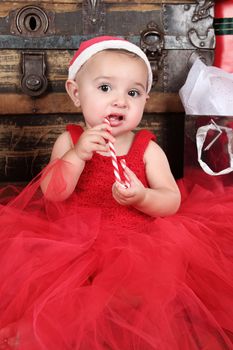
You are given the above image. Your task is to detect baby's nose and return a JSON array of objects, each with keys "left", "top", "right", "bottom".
[{"left": 112, "top": 93, "right": 127, "bottom": 108}]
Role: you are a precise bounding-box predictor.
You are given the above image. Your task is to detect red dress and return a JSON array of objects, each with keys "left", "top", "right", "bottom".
[{"left": 0, "top": 125, "right": 233, "bottom": 350}]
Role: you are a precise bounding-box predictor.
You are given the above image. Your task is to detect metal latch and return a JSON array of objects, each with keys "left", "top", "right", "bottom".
[
  {"left": 140, "top": 22, "right": 165, "bottom": 87},
  {"left": 21, "top": 51, "right": 48, "bottom": 97}
]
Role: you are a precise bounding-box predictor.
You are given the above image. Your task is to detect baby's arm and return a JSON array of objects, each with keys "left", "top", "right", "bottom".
[
  {"left": 112, "top": 141, "right": 181, "bottom": 217},
  {"left": 41, "top": 123, "right": 115, "bottom": 201},
  {"left": 40, "top": 131, "right": 83, "bottom": 200}
]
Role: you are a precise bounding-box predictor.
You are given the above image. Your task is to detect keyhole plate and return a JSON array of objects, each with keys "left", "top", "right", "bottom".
[{"left": 15, "top": 5, "right": 49, "bottom": 36}]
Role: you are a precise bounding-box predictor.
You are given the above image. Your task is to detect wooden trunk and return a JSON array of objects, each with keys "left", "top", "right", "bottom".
[{"left": 0, "top": 0, "right": 215, "bottom": 182}]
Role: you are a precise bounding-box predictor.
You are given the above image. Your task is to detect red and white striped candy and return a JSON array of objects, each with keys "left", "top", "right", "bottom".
[
  {"left": 120, "top": 159, "right": 130, "bottom": 188},
  {"left": 104, "top": 118, "right": 130, "bottom": 188}
]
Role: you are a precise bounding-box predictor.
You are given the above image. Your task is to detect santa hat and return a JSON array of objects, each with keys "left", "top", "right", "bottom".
[{"left": 68, "top": 36, "right": 153, "bottom": 92}]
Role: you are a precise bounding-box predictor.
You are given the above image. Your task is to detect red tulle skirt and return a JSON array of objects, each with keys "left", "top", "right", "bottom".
[{"left": 0, "top": 161, "right": 233, "bottom": 350}]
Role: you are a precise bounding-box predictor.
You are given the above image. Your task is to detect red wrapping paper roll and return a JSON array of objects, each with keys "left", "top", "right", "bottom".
[{"left": 213, "top": 0, "right": 233, "bottom": 72}]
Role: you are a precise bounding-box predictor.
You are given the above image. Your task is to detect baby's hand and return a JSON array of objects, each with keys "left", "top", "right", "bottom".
[
  {"left": 112, "top": 164, "right": 146, "bottom": 207},
  {"left": 74, "top": 123, "right": 115, "bottom": 161}
]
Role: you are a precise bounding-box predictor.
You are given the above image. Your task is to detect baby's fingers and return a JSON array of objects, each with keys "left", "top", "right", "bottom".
[
  {"left": 92, "top": 122, "right": 112, "bottom": 132},
  {"left": 114, "top": 182, "right": 134, "bottom": 198},
  {"left": 96, "top": 130, "right": 115, "bottom": 144}
]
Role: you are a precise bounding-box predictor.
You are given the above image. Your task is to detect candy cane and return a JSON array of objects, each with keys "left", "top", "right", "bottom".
[
  {"left": 120, "top": 159, "right": 131, "bottom": 188},
  {"left": 104, "top": 118, "right": 130, "bottom": 188}
]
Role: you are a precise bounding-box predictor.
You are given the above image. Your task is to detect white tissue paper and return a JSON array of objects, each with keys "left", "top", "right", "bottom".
[{"left": 179, "top": 58, "right": 233, "bottom": 116}]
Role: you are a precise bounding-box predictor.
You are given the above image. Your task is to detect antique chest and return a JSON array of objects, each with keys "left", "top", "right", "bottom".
[{"left": 0, "top": 0, "right": 215, "bottom": 182}]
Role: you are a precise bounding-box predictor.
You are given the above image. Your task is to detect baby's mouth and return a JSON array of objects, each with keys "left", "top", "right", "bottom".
[{"left": 107, "top": 115, "right": 124, "bottom": 126}]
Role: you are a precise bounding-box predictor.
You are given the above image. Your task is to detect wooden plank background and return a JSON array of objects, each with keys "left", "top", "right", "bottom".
[
  {"left": 0, "top": 113, "right": 184, "bottom": 182},
  {"left": 0, "top": 0, "right": 204, "bottom": 114}
]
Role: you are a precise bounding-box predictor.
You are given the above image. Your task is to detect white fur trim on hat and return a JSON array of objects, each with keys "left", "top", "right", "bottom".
[{"left": 68, "top": 39, "right": 153, "bottom": 93}]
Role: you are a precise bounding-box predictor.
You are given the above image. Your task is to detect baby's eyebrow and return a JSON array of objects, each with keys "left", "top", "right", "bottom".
[
  {"left": 132, "top": 82, "right": 146, "bottom": 90},
  {"left": 94, "top": 76, "right": 112, "bottom": 82}
]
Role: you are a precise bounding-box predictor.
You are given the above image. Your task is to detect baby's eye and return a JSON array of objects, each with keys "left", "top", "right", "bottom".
[
  {"left": 99, "top": 84, "right": 111, "bottom": 92},
  {"left": 128, "top": 90, "right": 140, "bottom": 97}
]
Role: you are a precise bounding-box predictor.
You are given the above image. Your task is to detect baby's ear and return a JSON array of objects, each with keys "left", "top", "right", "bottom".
[{"left": 65, "top": 79, "right": 80, "bottom": 107}]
